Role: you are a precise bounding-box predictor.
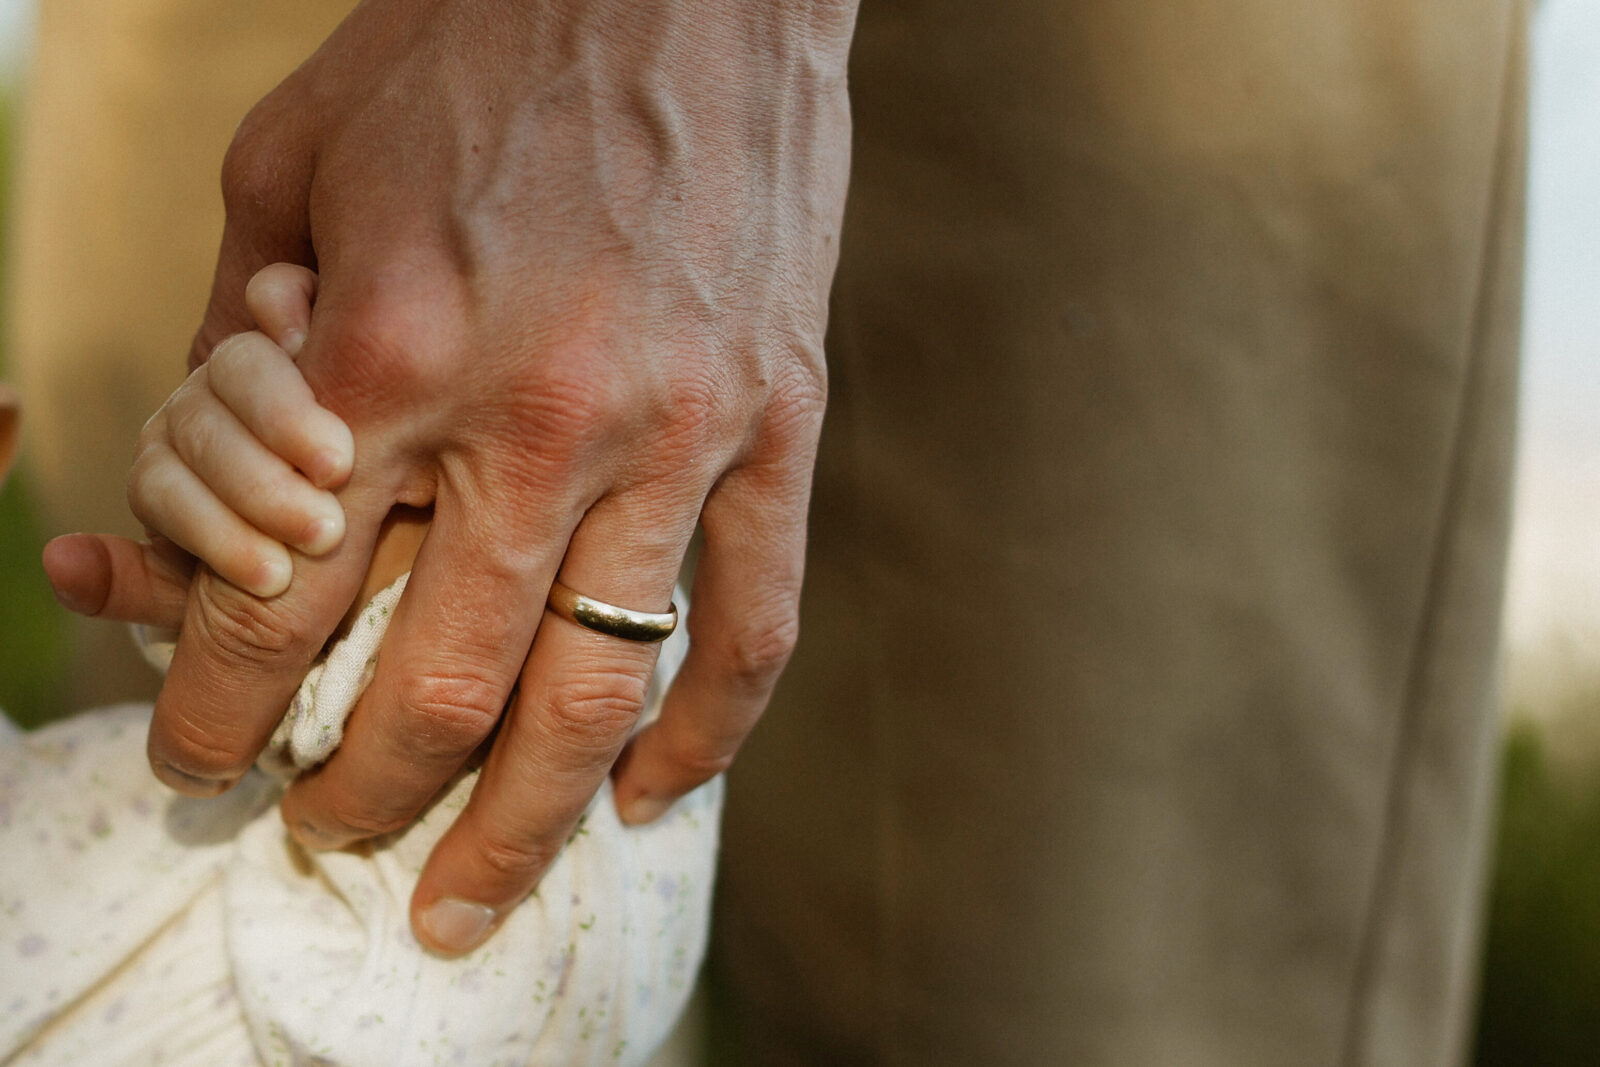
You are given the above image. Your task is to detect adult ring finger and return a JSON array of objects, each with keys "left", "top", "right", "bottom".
[{"left": 546, "top": 579, "right": 678, "bottom": 643}]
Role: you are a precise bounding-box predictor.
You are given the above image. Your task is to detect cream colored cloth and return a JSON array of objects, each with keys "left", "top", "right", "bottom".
[
  {"left": 134, "top": 576, "right": 413, "bottom": 777},
  {"left": 0, "top": 580, "right": 717, "bottom": 1066}
]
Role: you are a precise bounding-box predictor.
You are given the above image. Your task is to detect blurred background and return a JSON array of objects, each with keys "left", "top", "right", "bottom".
[{"left": 0, "top": 1, "right": 1595, "bottom": 1062}]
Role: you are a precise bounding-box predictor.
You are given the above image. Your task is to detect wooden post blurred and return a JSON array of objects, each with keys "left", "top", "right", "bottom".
[{"left": 5, "top": 0, "right": 354, "bottom": 710}]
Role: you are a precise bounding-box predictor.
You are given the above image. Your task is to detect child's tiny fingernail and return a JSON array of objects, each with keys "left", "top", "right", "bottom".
[
  {"left": 250, "top": 553, "right": 293, "bottom": 598},
  {"left": 420, "top": 898, "right": 497, "bottom": 955},
  {"left": 309, "top": 448, "right": 352, "bottom": 489},
  {"left": 282, "top": 328, "right": 307, "bottom": 356},
  {"left": 300, "top": 512, "right": 345, "bottom": 555}
]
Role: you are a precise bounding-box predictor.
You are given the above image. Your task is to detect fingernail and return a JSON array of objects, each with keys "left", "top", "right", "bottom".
[
  {"left": 282, "top": 328, "right": 306, "bottom": 356},
  {"left": 153, "top": 760, "right": 236, "bottom": 798},
  {"left": 308, "top": 448, "right": 352, "bottom": 489},
  {"left": 300, "top": 513, "right": 344, "bottom": 555},
  {"left": 48, "top": 582, "right": 95, "bottom": 615},
  {"left": 620, "top": 794, "right": 673, "bottom": 826},
  {"left": 250, "top": 553, "right": 293, "bottom": 598},
  {"left": 290, "top": 817, "right": 345, "bottom": 851},
  {"left": 41, "top": 536, "right": 108, "bottom": 615},
  {"left": 420, "top": 898, "right": 497, "bottom": 954}
]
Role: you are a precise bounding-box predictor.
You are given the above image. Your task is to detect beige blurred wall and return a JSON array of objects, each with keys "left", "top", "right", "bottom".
[{"left": 6, "top": 0, "right": 351, "bottom": 708}]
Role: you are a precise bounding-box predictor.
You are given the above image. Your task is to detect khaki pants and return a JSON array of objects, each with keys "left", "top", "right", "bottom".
[{"left": 10, "top": 0, "right": 1527, "bottom": 1062}]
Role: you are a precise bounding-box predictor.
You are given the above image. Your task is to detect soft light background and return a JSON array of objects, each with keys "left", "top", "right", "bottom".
[
  {"left": 0, "top": 2, "right": 27, "bottom": 82},
  {"left": 1502, "top": 0, "right": 1600, "bottom": 713}
]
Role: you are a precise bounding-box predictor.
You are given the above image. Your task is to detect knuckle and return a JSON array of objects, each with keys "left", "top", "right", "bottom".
[
  {"left": 317, "top": 795, "right": 411, "bottom": 840},
  {"left": 476, "top": 832, "right": 557, "bottom": 886},
  {"left": 153, "top": 717, "right": 255, "bottom": 780},
  {"left": 541, "top": 670, "right": 648, "bottom": 751},
  {"left": 314, "top": 291, "right": 457, "bottom": 414},
  {"left": 205, "top": 333, "right": 254, "bottom": 380},
  {"left": 520, "top": 362, "right": 629, "bottom": 446},
  {"left": 219, "top": 109, "right": 286, "bottom": 212},
  {"left": 163, "top": 392, "right": 215, "bottom": 459},
  {"left": 661, "top": 732, "right": 739, "bottom": 782},
  {"left": 393, "top": 671, "right": 504, "bottom": 760},
  {"left": 657, "top": 361, "right": 731, "bottom": 458},
  {"left": 717, "top": 614, "right": 801, "bottom": 691},
  {"left": 767, "top": 366, "right": 828, "bottom": 440},
  {"left": 191, "top": 574, "right": 314, "bottom": 664}
]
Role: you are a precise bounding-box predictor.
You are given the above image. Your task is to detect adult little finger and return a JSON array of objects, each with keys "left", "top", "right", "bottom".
[{"left": 610, "top": 459, "right": 808, "bottom": 824}]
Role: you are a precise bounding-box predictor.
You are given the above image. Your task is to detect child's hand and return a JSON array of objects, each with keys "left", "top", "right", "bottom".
[
  {"left": 44, "top": 265, "right": 352, "bottom": 621},
  {"left": 128, "top": 264, "right": 352, "bottom": 598}
]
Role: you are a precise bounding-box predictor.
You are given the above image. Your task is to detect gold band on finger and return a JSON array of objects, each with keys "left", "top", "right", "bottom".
[{"left": 546, "top": 579, "right": 678, "bottom": 643}]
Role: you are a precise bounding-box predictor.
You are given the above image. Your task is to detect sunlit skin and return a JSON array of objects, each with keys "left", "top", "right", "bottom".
[
  {"left": 105, "top": 0, "right": 862, "bottom": 957},
  {"left": 44, "top": 264, "right": 427, "bottom": 685}
]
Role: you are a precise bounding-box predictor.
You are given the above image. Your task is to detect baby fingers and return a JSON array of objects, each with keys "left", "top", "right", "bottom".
[
  {"left": 161, "top": 364, "right": 347, "bottom": 552},
  {"left": 127, "top": 439, "right": 297, "bottom": 598},
  {"left": 206, "top": 330, "right": 353, "bottom": 490},
  {"left": 244, "top": 262, "right": 318, "bottom": 357}
]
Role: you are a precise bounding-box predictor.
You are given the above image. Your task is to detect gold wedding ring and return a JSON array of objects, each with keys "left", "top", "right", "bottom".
[{"left": 546, "top": 579, "right": 678, "bottom": 643}]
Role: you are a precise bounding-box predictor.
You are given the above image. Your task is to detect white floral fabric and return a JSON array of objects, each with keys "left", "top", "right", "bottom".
[{"left": 0, "top": 579, "right": 717, "bottom": 1066}]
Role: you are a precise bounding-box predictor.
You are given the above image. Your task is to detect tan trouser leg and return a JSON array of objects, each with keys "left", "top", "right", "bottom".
[
  {"left": 712, "top": 0, "right": 1527, "bottom": 1063},
  {"left": 7, "top": 0, "right": 352, "bottom": 708}
]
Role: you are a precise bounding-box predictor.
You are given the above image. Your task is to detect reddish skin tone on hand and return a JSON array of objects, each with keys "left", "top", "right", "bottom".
[{"left": 142, "top": 0, "right": 858, "bottom": 953}]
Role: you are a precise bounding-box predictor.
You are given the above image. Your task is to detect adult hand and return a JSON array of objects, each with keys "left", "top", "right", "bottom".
[{"left": 151, "top": 0, "right": 856, "bottom": 953}]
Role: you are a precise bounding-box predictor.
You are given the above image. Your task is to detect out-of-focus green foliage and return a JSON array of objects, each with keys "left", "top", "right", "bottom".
[
  {"left": 0, "top": 472, "right": 65, "bottom": 728},
  {"left": 0, "top": 91, "right": 70, "bottom": 727},
  {"left": 1475, "top": 712, "right": 1600, "bottom": 1066}
]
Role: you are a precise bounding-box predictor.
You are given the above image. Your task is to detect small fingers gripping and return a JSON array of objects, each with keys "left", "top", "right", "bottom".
[
  {"left": 207, "top": 328, "right": 354, "bottom": 492},
  {"left": 127, "top": 428, "right": 297, "bottom": 599},
  {"left": 145, "top": 283, "right": 395, "bottom": 797},
  {"left": 162, "top": 354, "right": 345, "bottom": 551},
  {"left": 245, "top": 263, "right": 318, "bottom": 357},
  {"left": 127, "top": 265, "right": 353, "bottom": 598}
]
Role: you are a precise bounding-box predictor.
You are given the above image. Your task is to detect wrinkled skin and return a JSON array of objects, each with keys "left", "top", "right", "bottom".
[{"left": 147, "top": 0, "right": 856, "bottom": 953}]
